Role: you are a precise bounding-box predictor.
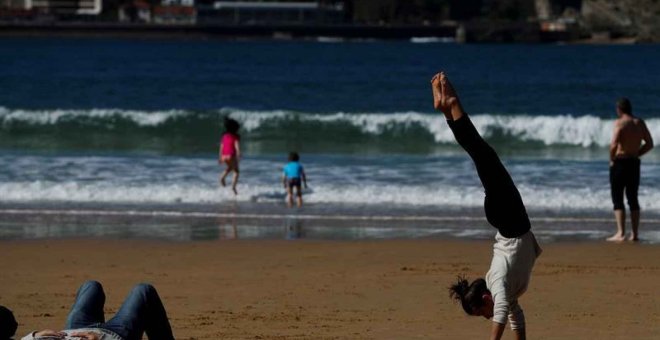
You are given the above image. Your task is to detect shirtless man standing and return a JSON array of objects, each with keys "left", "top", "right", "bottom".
[{"left": 607, "top": 98, "right": 654, "bottom": 242}]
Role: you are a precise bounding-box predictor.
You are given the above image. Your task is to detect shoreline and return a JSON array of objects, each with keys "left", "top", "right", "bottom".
[
  {"left": 2, "top": 239, "right": 659, "bottom": 339},
  {"left": 2, "top": 203, "right": 660, "bottom": 243}
]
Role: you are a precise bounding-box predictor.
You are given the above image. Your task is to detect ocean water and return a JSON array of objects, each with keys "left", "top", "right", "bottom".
[{"left": 1, "top": 38, "right": 659, "bottom": 241}]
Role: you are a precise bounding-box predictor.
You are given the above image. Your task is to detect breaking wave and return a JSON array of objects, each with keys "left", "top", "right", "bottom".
[{"left": 2, "top": 107, "right": 659, "bottom": 148}]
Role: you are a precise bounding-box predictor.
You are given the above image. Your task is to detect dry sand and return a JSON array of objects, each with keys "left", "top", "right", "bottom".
[{"left": 1, "top": 239, "right": 659, "bottom": 339}]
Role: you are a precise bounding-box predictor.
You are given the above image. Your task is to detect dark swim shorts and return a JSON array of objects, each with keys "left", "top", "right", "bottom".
[
  {"left": 610, "top": 158, "right": 640, "bottom": 211},
  {"left": 288, "top": 178, "right": 301, "bottom": 189}
]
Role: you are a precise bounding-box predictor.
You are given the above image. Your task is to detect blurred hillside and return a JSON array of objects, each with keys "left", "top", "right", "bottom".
[
  {"left": 346, "top": 0, "right": 660, "bottom": 42},
  {"left": 580, "top": 0, "right": 660, "bottom": 42}
]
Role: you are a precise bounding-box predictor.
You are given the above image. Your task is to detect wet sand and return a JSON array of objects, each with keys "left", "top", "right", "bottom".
[{"left": 1, "top": 239, "right": 659, "bottom": 339}]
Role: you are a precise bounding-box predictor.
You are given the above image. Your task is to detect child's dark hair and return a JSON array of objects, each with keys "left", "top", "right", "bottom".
[
  {"left": 288, "top": 152, "right": 300, "bottom": 162},
  {"left": 224, "top": 117, "right": 240, "bottom": 134},
  {"left": 448, "top": 275, "right": 489, "bottom": 315}
]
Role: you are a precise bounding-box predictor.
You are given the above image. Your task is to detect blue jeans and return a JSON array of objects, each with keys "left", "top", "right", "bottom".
[{"left": 65, "top": 281, "right": 174, "bottom": 340}]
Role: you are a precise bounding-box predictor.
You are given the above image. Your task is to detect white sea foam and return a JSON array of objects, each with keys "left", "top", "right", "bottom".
[
  {"left": 2, "top": 181, "right": 660, "bottom": 212},
  {"left": 410, "top": 37, "right": 455, "bottom": 43},
  {"left": 223, "top": 109, "right": 659, "bottom": 147},
  {"left": 316, "top": 36, "right": 345, "bottom": 43},
  {"left": 0, "top": 107, "right": 186, "bottom": 127},
  {"left": 2, "top": 106, "right": 659, "bottom": 147}
]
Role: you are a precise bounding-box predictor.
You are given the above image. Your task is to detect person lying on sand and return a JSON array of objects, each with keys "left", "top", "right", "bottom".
[{"left": 22, "top": 281, "right": 174, "bottom": 340}]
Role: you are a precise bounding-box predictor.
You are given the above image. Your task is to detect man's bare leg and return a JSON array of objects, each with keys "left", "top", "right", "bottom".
[
  {"left": 629, "top": 210, "right": 640, "bottom": 241},
  {"left": 607, "top": 209, "right": 626, "bottom": 241}
]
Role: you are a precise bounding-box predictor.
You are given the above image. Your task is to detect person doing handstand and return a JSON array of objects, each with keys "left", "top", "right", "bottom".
[{"left": 431, "top": 72, "right": 542, "bottom": 340}]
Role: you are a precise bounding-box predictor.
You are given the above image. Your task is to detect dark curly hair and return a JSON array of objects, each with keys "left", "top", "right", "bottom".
[{"left": 448, "top": 275, "right": 489, "bottom": 315}]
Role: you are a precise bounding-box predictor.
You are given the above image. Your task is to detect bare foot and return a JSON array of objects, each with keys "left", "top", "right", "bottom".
[
  {"left": 628, "top": 235, "right": 639, "bottom": 242},
  {"left": 606, "top": 233, "right": 625, "bottom": 242},
  {"left": 441, "top": 73, "right": 463, "bottom": 116},
  {"left": 431, "top": 72, "right": 449, "bottom": 113},
  {"left": 232, "top": 186, "right": 238, "bottom": 195},
  {"left": 220, "top": 177, "right": 226, "bottom": 187},
  {"left": 431, "top": 73, "right": 443, "bottom": 111},
  {"left": 431, "top": 72, "right": 464, "bottom": 121}
]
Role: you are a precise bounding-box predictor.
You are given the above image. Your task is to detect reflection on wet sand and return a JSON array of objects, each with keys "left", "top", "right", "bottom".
[
  {"left": 285, "top": 217, "right": 304, "bottom": 240},
  {"left": 1, "top": 206, "right": 660, "bottom": 243}
]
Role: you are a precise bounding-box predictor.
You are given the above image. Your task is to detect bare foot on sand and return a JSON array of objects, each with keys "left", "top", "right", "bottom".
[
  {"left": 628, "top": 234, "right": 639, "bottom": 242},
  {"left": 606, "top": 233, "right": 626, "bottom": 242}
]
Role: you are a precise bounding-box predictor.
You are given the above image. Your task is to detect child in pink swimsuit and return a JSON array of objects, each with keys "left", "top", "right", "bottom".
[{"left": 219, "top": 117, "right": 241, "bottom": 195}]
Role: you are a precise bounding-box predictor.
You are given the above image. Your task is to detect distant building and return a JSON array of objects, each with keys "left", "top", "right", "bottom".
[
  {"left": 0, "top": 0, "right": 34, "bottom": 20},
  {"left": 1, "top": 0, "right": 30, "bottom": 10},
  {"left": 198, "top": 1, "right": 345, "bottom": 25},
  {"left": 1, "top": 0, "right": 100, "bottom": 18},
  {"left": 537, "top": 0, "right": 582, "bottom": 33},
  {"left": 28, "top": 0, "right": 100, "bottom": 15},
  {"left": 118, "top": 0, "right": 152, "bottom": 23},
  {"left": 162, "top": 0, "right": 194, "bottom": 6},
  {"left": 119, "top": 0, "right": 196, "bottom": 24},
  {"left": 153, "top": 5, "right": 196, "bottom": 24}
]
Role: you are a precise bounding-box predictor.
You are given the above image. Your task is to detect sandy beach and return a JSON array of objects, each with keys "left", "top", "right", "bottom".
[{"left": 1, "top": 239, "right": 658, "bottom": 339}]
